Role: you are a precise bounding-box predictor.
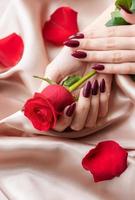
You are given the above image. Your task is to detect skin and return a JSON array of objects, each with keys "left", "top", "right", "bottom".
[
  {"left": 70, "top": 8, "right": 135, "bottom": 75},
  {"left": 42, "top": 5, "right": 114, "bottom": 132}
]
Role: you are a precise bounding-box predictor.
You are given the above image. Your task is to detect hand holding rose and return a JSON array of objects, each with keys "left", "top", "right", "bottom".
[
  {"left": 43, "top": 6, "right": 114, "bottom": 132},
  {"left": 24, "top": 85, "right": 74, "bottom": 131}
]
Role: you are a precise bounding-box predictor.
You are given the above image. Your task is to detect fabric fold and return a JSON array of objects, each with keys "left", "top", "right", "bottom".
[{"left": 0, "top": 0, "right": 135, "bottom": 199}]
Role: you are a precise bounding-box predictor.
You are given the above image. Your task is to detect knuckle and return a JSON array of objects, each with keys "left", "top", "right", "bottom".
[
  {"left": 90, "top": 52, "right": 96, "bottom": 60},
  {"left": 130, "top": 38, "right": 135, "bottom": 45},
  {"left": 85, "top": 125, "right": 90, "bottom": 128},
  {"left": 53, "top": 127, "right": 64, "bottom": 132},
  {"left": 88, "top": 29, "right": 97, "bottom": 38},
  {"left": 85, "top": 122, "right": 91, "bottom": 128},
  {"left": 54, "top": 124, "right": 67, "bottom": 132},
  {"left": 100, "top": 95, "right": 108, "bottom": 104},
  {"left": 125, "top": 64, "right": 133, "bottom": 74},
  {"left": 80, "top": 104, "right": 89, "bottom": 111},
  {"left": 100, "top": 91, "right": 110, "bottom": 101},
  {"left": 105, "top": 38, "right": 116, "bottom": 49},
  {"left": 106, "top": 27, "right": 116, "bottom": 37},
  {"left": 85, "top": 121, "right": 96, "bottom": 128},
  {"left": 71, "top": 124, "right": 82, "bottom": 131},
  {"left": 82, "top": 39, "right": 90, "bottom": 48},
  {"left": 78, "top": 102, "right": 89, "bottom": 112},
  {"left": 130, "top": 25, "right": 135, "bottom": 35},
  {"left": 106, "top": 91, "right": 111, "bottom": 98},
  {"left": 112, "top": 52, "right": 122, "bottom": 62}
]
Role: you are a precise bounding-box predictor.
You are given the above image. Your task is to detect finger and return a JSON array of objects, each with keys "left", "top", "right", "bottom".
[
  {"left": 120, "top": 8, "right": 135, "bottom": 24},
  {"left": 71, "top": 81, "right": 91, "bottom": 131},
  {"left": 54, "top": 102, "right": 76, "bottom": 132},
  {"left": 92, "top": 62, "right": 135, "bottom": 74},
  {"left": 86, "top": 80, "right": 99, "bottom": 128},
  {"left": 72, "top": 50, "right": 135, "bottom": 63},
  {"left": 83, "top": 24, "right": 135, "bottom": 38},
  {"left": 65, "top": 37, "right": 135, "bottom": 50},
  {"left": 45, "top": 65, "right": 64, "bottom": 83},
  {"left": 98, "top": 74, "right": 112, "bottom": 118}
]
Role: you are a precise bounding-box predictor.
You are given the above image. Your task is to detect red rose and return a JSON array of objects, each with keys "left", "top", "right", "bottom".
[
  {"left": 82, "top": 141, "right": 128, "bottom": 182},
  {"left": 24, "top": 85, "right": 74, "bottom": 131},
  {"left": 0, "top": 33, "right": 24, "bottom": 68},
  {"left": 43, "top": 7, "right": 79, "bottom": 45}
]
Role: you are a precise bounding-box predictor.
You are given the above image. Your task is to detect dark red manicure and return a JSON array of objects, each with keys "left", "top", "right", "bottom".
[
  {"left": 92, "top": 64, "right": 105, "bottom": 71},
  {"left": 119, "top": 5, "right": 132, "bottom": 14},
  {"left": 72, "top": 51, "right": 87, "bottom": 59},
  {"left": 83, "top": 81, "right": 91, "bottom": 98},
  {"left": 64, "top": 40, "right": 80, "bottom": 47},
  {"left": 66, "top": 103, "right": 76, "bottom": 117},
  {"left": 69, "top": 33, "right": 84, "bottom": 39},
  {"left": 92, "top": 80, "right": 99, "bottom": 95},
  {"left": 100, "top": 79, "right": 106, "bottom": 93}
]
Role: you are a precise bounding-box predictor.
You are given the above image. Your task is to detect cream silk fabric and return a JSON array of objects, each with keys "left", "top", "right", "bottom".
[{"left": 0, "top": 0, "right": 135, "bottom": 199}]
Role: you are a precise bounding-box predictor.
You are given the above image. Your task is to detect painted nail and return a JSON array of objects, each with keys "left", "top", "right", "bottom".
[
  {"left": 83, "top": 81, "right": 91, "bottom": 98},
  {"left": 69, "top": 33, "right": 84, "bottom": 39},
  {"left": 119, "top": 5, "right": 132, "bottom": 14},
  {"left": 64, "top": 40, "right": 80, "bottom": 47},
  {"left": 100, "top": 79, "right": 106, "bottom": 93},
  {"left": 92, "top": 64, "right": 105, "bottom": 71},
  {"left": 66, "top": 103, "right": 76, "bottom": 117},
  {"left": 92, "top": 80, "right": 99, "bottom": 95},
  {"left": 72, "top": 51, "right": 87, "bottom": 59}
]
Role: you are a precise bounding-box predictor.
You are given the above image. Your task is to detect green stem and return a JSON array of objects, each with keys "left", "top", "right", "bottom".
[
  {"left": 68, "top": 70, "right": 96, "bottom": 92},
  {"left": 33, "top": 76, "right": 56, "bottom": 85}
]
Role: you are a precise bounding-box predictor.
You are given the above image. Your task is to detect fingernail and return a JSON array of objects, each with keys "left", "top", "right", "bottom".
[
  {"left": 83, "top": 81, "right": 91, "bottom": 98},
  {"left": 119, "top": 5, "right": 132, "bottom": 14},
  {"left": 69, "top": 33, "right": 84, "bottom": 39},
  {"left": 72, "top": 51, "right": 87, "bottom": 59},
  {"left": 66, "top": 103, "right": 76, "bottom": 117},
  {"left": 92, "top": 64, "right": 105, "bottom": 71},
  {"left": 92, "top": 80, "right": 99, "bottom": 95},
  {"left": 64, "top": 40, "right": 80, "bottom": 47},
  {"left": 100, "top": 79, "right": 106, "bottom": 93}
]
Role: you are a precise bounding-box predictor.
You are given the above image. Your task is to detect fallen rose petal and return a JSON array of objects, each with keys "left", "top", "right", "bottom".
[
  {"left": 43, "top": 7, "right": 79, "bottom": 45},
  {"left": 82, "top": 141, "right": 128, "bottom": 182},
  {"left": 0, "top": 33, "right": 24, "bottom": 68}
]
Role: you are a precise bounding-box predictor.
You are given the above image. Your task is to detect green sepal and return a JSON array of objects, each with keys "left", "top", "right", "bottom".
[
  {"left": 33, "top": 76, "right": 56, "bottom": 85},
  {"left": 106, "top": 9, "right": 130, "bottom": 27},
  {"left": 62, "top": 75, "right": 82, "bottom": 87}
]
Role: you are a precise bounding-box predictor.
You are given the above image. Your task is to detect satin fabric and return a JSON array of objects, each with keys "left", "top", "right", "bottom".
[{"left": 0, "top": 0, "right": 135, "bottom": 199}]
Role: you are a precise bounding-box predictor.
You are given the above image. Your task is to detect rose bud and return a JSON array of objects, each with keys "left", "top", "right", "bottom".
[
  {"left": 82, "top": 141, "right": 128, "bottom": 182},
  {"left": 24, "top": 85, "right": 74, "bottom": 131}
]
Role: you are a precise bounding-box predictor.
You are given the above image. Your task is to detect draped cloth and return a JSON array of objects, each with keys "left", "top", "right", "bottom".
[{"left": 0, "top": 0, "right": 135, "bottom": 199}]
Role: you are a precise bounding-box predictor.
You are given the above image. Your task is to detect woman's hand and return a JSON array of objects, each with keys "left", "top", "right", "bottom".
[
  {"left": 53, "top": 72, "right": 112, "bottom": 132},
  {"left": 43, "top": 5, "right": 114, "bottom": 84},
  {"left": 43, "top": 5, "right": 114, "bottom": 132},
  {"left": 65, "top": 8, "right": 135, "bottom": 75}
]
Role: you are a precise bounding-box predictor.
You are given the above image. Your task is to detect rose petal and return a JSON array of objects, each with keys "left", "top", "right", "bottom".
[
  {"left": 43, "top": 7, "right": 79, "bottom": 45},
  {"left": 0, "top": 33, "right": 24, "bottom": 68},
  {"left": 82, "top": 141, "right": 128, "bottom": 182},
  {"left": 24, "top": 94, "right": 57, "bottom": 131},
  {"left": 41, "top": 85, "right": 74, "bottom": 112}
]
